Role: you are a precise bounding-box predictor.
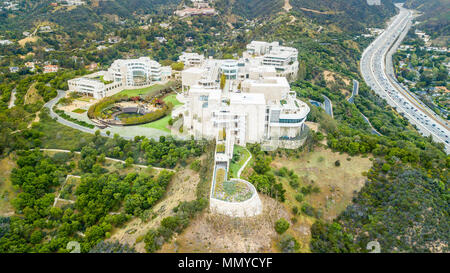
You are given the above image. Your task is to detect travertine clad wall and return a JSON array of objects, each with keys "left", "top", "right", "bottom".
[{"left": 210, "top": 179, "right": 263, "bottom": 217}]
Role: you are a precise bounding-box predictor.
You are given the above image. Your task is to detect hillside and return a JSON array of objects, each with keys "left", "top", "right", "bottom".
[
  {"left": 0, "top": 0, "right": 180, "bottom": 35},
  {"left": 289, "top": 0, "right": 397, "bottom": 31},
  {"left": 404, "top": 0, "right": 450, "bottom": 39},
  {"left": 215, "top": 0, "right": 397, "bottom": 32}
]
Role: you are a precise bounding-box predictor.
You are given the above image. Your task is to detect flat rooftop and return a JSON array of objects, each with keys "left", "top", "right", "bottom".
[{"left": 229, "top": 92, "right": 266, "bottom": 105}]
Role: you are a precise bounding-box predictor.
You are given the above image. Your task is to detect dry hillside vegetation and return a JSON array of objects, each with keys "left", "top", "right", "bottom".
[
  {"left": 160, "top": 194, "right": 290, "bottom": 253},
  {"left": 0, "top": 155, "right": 17, "bottom": 217},
  {"left": 271, "top": 147, "right": 372, "bottom": 250},
  {"left": 108, "top": 163, "right": 203, "bottom": 252}
]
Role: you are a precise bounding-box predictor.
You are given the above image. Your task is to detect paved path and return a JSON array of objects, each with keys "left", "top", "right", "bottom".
[
  {"left": 322, "top": 95, "right": 334, "bottom": 118},
  {"left": 347, "top": 80, "right": 359, "bottom": 103},
  {"left": 236, "top": 147, "right": 252, "bottom": 179},
  {"left": 44, "top": 90, "right": 170, "bottom": 141}
]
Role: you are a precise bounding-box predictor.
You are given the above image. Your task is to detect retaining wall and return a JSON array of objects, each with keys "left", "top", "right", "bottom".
[{"left": 210, "top": 178, "right": 263, "bottom": 217}]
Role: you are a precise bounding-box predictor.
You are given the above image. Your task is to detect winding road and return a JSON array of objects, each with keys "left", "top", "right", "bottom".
[
  {"left": 44, "top": 90, "right": 168, "bottom": 141},
  {"left": 360, "top": 4, "right": 450, "bottom": 153}
]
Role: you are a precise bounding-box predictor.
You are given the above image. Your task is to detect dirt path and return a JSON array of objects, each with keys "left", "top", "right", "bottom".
[
  {"left": 8, "top": 89, "right": 16, "bottom": 109},
  {"left": 300, "top": 7, "right": 341, "bottom": 15},
  {"left": 39, "top": 148, "right": 175, "bottom": 172},
  {"left": 283, "top": 0, "right": 292, "bottom": 12}
]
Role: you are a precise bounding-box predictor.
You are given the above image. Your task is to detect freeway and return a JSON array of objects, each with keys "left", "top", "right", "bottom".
[{"left": 360, "top": 4, "right": 450, "bottom": 153}]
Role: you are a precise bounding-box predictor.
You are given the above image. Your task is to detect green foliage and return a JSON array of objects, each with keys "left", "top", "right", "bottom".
[
  {"left": 290, "top": 0, "right": 397, "bottom": 32},
  {"left": 190, "top": 159, "right": 202, "bottom": 172},
  {"left": 171, "top": 62, "right": 184, "bottom": 71},
  {"left": 311, "top": 164, "right": 449, "bottom": 252},
  {"left": 278, "top": 234, "right": 300, "bottom": 253},
  {"left": 275, "top": 218, "right": 290, "bottom": 234},
  {"left": 53, "top": 108, "right": 95, "bottom": 129},
  {"left": 404, "top": 0, "right": 449, "bottom": 38},
  {"left": 0, "top": 143, "right": 190, "bottom": 253}
]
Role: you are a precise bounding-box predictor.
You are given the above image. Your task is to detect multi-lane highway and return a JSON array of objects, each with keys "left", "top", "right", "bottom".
[{"left": 361, "top": 4, "right": 450, "bottom": 153}]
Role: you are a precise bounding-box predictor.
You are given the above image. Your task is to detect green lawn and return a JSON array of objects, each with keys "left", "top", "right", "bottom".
[
  {"left": 228, "top": 145, "right": 251, "bottom": 178},
  {"left": 76, "top": 97, "right": 92, "bottom": 102},
  {"left": 115, "top": 81, "right": 175, "bottom": 97},
  {"left": 140, "top": 115, "right": 171, "bottom": 132},
  {"left": 163, "top": 94, "right": 182, "bottom": 107},
  {"left": 72, "top": 108, "right": 86, "bottom": 114}
]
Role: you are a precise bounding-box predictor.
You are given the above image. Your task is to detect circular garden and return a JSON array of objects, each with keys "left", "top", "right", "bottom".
[
  {"left": 213, "top": 167, "right": 254, "bottom": 202},
  {"left": 88, "top": 94, "right": 173, "bottom": 126}
]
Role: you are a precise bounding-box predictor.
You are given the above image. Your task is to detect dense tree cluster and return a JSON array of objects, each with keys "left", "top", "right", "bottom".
[
  {"left": 0, "top": 149, "right": 178, "bottom": 252},
  {"left": 311, "top": 163, "right": 449, "bottom": 252},
  {"left": 247, "top": 144, "right": 286, "bottom": 202}
]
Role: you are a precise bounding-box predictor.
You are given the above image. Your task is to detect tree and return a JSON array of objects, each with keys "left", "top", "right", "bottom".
[
  {"left": 171, "top": 62, "right": 184, "bottom": 71},
  {"left": 253, "top": 155, "right": 271, "bottom": 174},
  {"left": 275, "top": 218, "right": 290, "bottom": 234},
  {"left": 220, "top": 73, "right": 226, "bottom": 90},
  {"left": 125, "top": 157, "right": 134, "bottom": 168}
]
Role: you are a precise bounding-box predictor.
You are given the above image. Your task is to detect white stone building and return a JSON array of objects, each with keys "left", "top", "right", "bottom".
[
  {"left": 180, "top": 41, "right": 299, "bottom": 92},
  {"left": 68, "top": 57, "right": 166, "bottom": 99},
  {"left": 178, "top": 52, "right": 205, "bottom": 67},
  {"left": 244, "top": 41, "right": 299, "bottom": 80},
  {"left": 105, "top": 57, "right": 162, "bottom": 88},
  {"left": 179, "top": 76, "right": 309, "bottom": 149},
  {"left": 68, "top": 72, "right": 123, "bottom": 99}
]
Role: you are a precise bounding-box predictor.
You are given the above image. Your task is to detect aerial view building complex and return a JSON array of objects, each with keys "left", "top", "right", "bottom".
[
  {"left": 68, "top": 57, "right": 169, "bottom": 99},
  {"left": 177, "top": 41, "right": 309, "bottom": 151}
]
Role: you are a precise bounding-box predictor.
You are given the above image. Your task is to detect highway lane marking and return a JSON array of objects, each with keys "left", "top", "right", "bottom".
[{"left": 361, "top": 8, "right": 449, "bottom": 151}]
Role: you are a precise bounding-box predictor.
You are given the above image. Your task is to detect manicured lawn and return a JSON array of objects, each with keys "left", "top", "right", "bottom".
[
  {"left": 115, "top": 81, "right": 175, "bottom": 97},
  {"left": 140, "top": 115, "right": 171, "bottom": 132},
  {"left": 228, "top": 145, "right": 251, "bottom": 178},
  {"left": 76, "top": 97, "right": 92, "bottom": 102},
  {"left": 163, "top": 94, "right": 182, "bottom": 107},
  {"left": 72, "top": 108, "right": 87, "bottom": 114}
]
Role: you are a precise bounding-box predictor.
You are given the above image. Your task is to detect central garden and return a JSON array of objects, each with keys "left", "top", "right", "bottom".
[{"left": 88, "top": 94, "right": 173, "bottom": 126}]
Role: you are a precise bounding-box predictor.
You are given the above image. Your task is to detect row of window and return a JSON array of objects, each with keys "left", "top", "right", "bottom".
[{"left": 277, "top": 118, "right": 304, "bottom": 124}]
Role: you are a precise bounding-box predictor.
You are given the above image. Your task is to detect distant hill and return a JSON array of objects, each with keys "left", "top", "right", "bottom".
[
  {"left": 289, "top": 0, "right": 397, "bottom": 31},
  {"left": 0, "top": 0, "right": 181, "bottom": 35},
  {"left": 215, "top": 0, "right": 397, "bottom": 31},
  {"left": 231, "top": 0, "right": 285, "bottom": 19},
  {"left": 404, "top": 0, "right": 450, "bottom": 39},
  {"left": 93, "top": 0, "right": 181, "bottom": 17},
  {"left": 214, "top": 0, "right": 284, "bottom": 19}
]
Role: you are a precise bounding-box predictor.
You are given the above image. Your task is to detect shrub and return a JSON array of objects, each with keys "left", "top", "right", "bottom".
[
  {"left": 301, "top": 203, "right": 316, "bottom": 217},
  {"left": 53, "top": 107, "right": 95, "bottom": 129},
  {"left": 275, "top": 218, "right": 290, "bottom": 234},
  {"left": 335, "top": 160, "right": 341, "bottom": 167},
  {"left": 278, "top": 234, "right": 300, "bottom": 253},
  {"left": 190, "top": 160, "right": 201, "bottom": 172}
]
